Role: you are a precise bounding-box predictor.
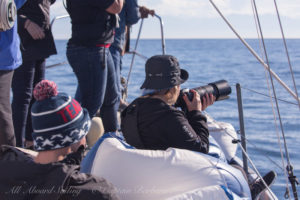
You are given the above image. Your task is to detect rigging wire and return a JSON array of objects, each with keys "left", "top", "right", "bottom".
[
  {"left": 272, "top": 0, "right": 300, "bottom": 198},
  {"left": 238, "top": 133, "right": 283, "bottom": 171},
  {"left": 207, "top": 0, "right": 296, "bottom": 173},
  {"left": 208, "top": 0, "right": 299, "bottom": 102},
  {"left": 251, "top": 0, "right": 296, "bottom": 198},
  {"left": 207, "top": 1, "right": 298, "bottom": 198},
  {"left": 238, "top": 143, "right": 278, "bottom": 200},
  {"left": 250, "top": 1, "right": 291, "bottom": 198},
  {"left": 188, "top": 80, "right": 299, "bottom": 106},
  {"left": 241, "top": 87, "right": 299, "bottom": 106},
  {"left": 206, "top": 113, "right": 278, "bottom": 199},
  {"left": 272, "top": 0, "right": 300, "bottom": 110},
  {"left": 208, "top": 112, "right": 284, "bottom": 171}
]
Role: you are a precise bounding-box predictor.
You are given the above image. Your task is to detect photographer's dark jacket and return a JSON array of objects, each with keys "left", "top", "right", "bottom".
[
  {"left": 0, "top": 145, "right": 119, "bottom": 200},
  {"left": 121, "top": 98, "right": 209, "bottom": 153},
  {"left": 66, "top": 0, "right": 116, "bottom": 47},
  {"left": 18, "top": 0, "right": 57, "bottom": 61}
]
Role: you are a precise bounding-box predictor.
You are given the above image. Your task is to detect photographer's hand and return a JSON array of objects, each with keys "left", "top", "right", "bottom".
[
  {"left": 201, "top": 93, "right": 215, "bottom": 111},
  {"left": 183, "top": 89, "right": 202, "bottom": 112}
]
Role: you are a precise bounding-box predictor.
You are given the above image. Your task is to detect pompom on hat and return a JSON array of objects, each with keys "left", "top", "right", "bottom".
[{"left": 31, "top": 80, "right": 91, "bottom": 151}]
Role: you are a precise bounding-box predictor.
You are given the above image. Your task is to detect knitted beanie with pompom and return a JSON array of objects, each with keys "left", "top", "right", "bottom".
[{"left": 31, "top": 80, "right": 91, "bottom": 151}]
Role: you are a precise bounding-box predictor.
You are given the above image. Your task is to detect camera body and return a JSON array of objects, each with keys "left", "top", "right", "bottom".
[{"left": 175, "top": 80, "right": 232, "bottom": 111}]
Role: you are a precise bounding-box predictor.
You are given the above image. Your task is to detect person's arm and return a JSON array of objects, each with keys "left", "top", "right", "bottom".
[
  {"left": 23, "top": 19, "right": 45, "bottom": 40},
  {"left": 18, "top": 12, "right": 45, "bottom": 40},
  {"left": 106, "top": 0, "right": 123, "bottom": 14},
  {"left": 164, "top": 90, "right": 215, "bottom": 153},
  {"left": 125, "top": 0, "right": 155, "bottom": 26},
  {"left": 125, "top": 0, "right": 140, "bottom": 25},
  {"left": 17, "top": 1, "right": 45, "bottom": 40},
  {"left": 165, "top": 108, "right": 209, "bottom": 154}
]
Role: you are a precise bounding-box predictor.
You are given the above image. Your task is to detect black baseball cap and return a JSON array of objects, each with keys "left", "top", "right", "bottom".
[{"left": 140, "top": 55, "right": 189, "bottom": 89}]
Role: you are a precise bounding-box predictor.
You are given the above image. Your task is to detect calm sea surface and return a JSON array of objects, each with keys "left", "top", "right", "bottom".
[{"left": 46, "top": 39, "right": 300, "bottom": 199}]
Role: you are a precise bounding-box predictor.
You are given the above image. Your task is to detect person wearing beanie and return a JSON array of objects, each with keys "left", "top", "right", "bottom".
[
  {"left": 0, "top": 80, "right": 119, "bottom": 200},
  {"left": 121, "top": 54, "right": 215, "bottom": 153}
]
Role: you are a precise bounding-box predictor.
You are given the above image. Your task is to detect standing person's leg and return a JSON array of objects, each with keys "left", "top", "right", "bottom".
[
  {"left": 110, "top": 46, "right": 121, "bottom": 99},
  {"left": 0, "top": 70, "right": 16, "bottom": 146},
  {"left": 67, "top": 45, "right": 108, "bottom": 118},
  {"left": 24, "top": 59, "right": 46, "bottom": 145},
  {"left": 100, "top": 50, "right": 120, "bottom": 132},
  {"left": 12, "top": 60, "right": 36, "bottom": 147}
]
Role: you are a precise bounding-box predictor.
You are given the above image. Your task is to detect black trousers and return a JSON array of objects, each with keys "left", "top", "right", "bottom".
[
  {"left": 0, "top": 70, "right": 16, "bottom": 146},
  {"left": 12, "top": 59, "right": 45, "bottom": 147}
]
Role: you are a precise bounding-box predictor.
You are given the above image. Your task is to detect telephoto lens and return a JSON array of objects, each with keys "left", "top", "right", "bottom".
[{"left": 175, "top": 80, "right": 232, "bottom": 111}]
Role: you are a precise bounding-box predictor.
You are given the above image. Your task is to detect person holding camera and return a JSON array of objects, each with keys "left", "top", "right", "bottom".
[
  {"left": 121, "top": 54, "right": 215, "bottom": 153},
  {"left": 121, "top": 55, "right": 277, "bottom": 200}
]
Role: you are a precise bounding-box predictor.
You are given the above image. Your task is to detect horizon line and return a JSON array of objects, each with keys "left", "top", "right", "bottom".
[{"left": 54, "top": 37, "right": 300, "bottom": 40}]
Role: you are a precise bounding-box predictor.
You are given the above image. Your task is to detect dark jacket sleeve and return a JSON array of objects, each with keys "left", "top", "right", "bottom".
[
  {"left": 164, "top": 109, "right": 209, "bottom": 154},
  {"left": 60, "top": 171, "right": 120, "bottom": 200},
  {"left": 125, "top": 0, "right": 140, "bottom": 25}
]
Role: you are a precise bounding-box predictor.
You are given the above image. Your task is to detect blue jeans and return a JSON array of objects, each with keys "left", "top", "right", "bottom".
[
  {"left": 109, "top": 46, "right": 123, "bottom": 99},
  {"left": 66, "top": 45, "right": 119, "bottom": 132},
  {"left": 11, "top": 59, "right": 45, "bottom": 147}
]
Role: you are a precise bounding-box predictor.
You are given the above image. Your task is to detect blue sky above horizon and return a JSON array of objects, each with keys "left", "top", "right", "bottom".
[{"left": 51, "top": 0, "right": 300, "bottom": 39}]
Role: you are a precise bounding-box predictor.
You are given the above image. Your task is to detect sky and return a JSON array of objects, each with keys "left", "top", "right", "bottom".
[{"left": 51, "top": 0, "right": 300, "bottom": 39}]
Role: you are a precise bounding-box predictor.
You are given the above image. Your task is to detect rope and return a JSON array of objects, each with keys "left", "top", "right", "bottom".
[
  {"left": 240, "top": 87, "right": 299, "bottom": 106},
  {"left": 206, "top": 112, "right": 278, "bottom": 199},
  {"left": 252, "top": 0, "right": 293, "bottom": 186},
  {"left": 238, "top": 133, "right": 283, "bottom": 171},
  {"left": 207, "top": 112, "right": 283, "bottom": 171},
  {"left": 238, "top": 143, "right": 278, "bottom": 200},
  {"left": 272, "top": 0, "right": 300, "bottom": 110},
  {"left": 0, "top": 0, "right": 16, "bottom": 31},
  {"left": 208, "top": 0, "right": 299, "bottom": 102},
  {"left": 272, "top": 1, "right": 300, "bottom": 198}
]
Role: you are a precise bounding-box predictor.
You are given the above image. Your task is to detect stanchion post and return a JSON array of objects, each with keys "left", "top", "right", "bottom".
[{"left": 236, "top": 83, "right": 249, "bottom": 175}]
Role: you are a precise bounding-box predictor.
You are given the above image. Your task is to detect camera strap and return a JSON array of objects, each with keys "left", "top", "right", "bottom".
[
  {"left": 0, "top": 0, "right": 17, "bottom": 31},
  {"left": 121, "top": 98, "right": 146, "bottom": 149}
]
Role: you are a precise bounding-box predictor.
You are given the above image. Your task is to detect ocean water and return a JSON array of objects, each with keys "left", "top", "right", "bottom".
[{"left": 46, "top": 39, "right": 300, "bottom": 199}]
